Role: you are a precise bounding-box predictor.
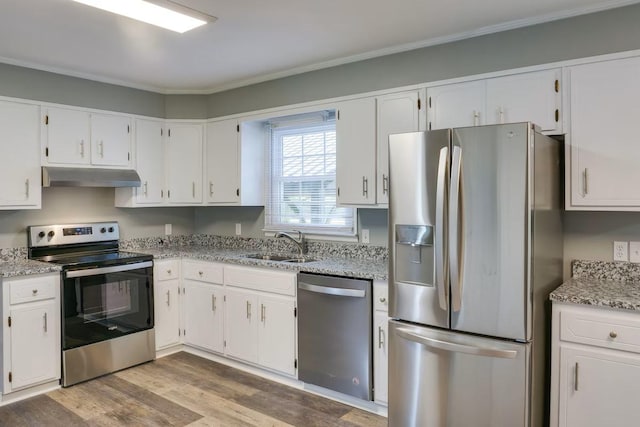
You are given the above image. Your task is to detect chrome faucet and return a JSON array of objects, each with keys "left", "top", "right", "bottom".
[{"left": 275, "top": 230, "right": 306, "bottom": 256}]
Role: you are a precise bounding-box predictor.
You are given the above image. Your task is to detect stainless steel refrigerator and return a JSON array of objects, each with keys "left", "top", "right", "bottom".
[{"left": 388, "top": 123, "right": 563, "bottom": 427}]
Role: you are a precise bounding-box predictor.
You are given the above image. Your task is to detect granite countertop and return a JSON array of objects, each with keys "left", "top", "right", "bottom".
[
  {"left": 140, "top": 245, "right": 388, "bottom": 280},
  {"left": 550, "top": 260, "right": 640, "bottom": 311},
  {"left": 0, "top": 259, "right": 62, "bottom": 279}
]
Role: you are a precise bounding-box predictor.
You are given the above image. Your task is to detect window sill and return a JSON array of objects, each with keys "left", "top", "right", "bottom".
[{"left": 263, "top": 230, "right": 359, "bottom": 243}]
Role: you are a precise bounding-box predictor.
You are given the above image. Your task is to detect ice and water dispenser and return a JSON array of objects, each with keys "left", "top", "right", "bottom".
[{"left": 394, "top": 224, "right": 434, "bottom": 287}]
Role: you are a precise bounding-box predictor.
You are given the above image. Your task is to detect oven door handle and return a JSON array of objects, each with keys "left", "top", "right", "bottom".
[{"left": 65, "top": 261, "right": 153, "bottom": 278}]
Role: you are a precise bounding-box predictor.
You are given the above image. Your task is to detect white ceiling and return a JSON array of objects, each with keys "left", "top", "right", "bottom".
[{"left": 0, "top": 0, "right": 636, "bottom": 94}]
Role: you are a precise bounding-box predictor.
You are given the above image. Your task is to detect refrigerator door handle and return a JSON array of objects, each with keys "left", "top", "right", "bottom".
[
  {"left": 449, "top": 145, "right": 464, "bottom": 312},
  {"left": 396, "top": 327, "right": 518, "bottom": 359},
  {"left": 435, "top": 146, "right": 449, "bottom": 311}
]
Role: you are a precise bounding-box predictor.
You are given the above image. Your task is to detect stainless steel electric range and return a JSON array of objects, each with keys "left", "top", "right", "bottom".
[{"left": 27, "top": 222, "right": 155, "bottom": 387}]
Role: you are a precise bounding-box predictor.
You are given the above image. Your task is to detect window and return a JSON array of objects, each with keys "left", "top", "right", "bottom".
[{"left": 265, "top": 112, "right": 355, "bottom": 236}]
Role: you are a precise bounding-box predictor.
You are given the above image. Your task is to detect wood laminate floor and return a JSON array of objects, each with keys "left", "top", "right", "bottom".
[{"left": 0, "top": 352, "right": 387, "bottom": 427}]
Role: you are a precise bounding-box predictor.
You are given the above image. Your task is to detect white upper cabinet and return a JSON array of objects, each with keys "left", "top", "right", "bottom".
[
  {"left": 44, "top": 107, "right": 91, "bottom": 165},
  {"left": 0, "top": 100, "right": 41, "bottom": 209},
  {"left": 43, "top": 106, "right": 132, "bottom": 168},
  {"left": 205, "top": 119, "right": 264, "bottom": 206},
  {"left": 486, "top": 68, "right": 561, "bottom": 132},
  {"left": 427, "top": 69, "right": 561, "bottom": 133},
  {"left": 427, "top": 80, "right": 485, "bottom": 130},
  {"left": 566, "top": 56, "right": 640, "bottom": 209},
  {"left": 166, "top": 122, "right": 203, "bottom": 204},
  {"left": 134, "top": 119, "right": 165, "bottom": 205},
  {"left": 376, "top": 90, "right": 424, "bottom": 205},
  {"left": 206, "top": 119, "right": 240, "bottom": 204},
  {"left": 90, "top": 113, "right": 131, "bottom": 167},
  {"left": 336, "top": 97, "right": 377, "bottom": 206}
]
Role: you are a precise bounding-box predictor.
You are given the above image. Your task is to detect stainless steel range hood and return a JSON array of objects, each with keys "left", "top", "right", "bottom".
[{"left": 42, "top": 167, "right": 141, "bottom": 188}]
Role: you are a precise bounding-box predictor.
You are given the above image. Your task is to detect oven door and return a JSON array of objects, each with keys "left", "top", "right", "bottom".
[{"left": 62, "top": 261, "right": 154, "bottom": 350}]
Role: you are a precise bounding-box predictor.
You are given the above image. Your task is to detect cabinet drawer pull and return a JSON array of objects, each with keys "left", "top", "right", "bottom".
[
  {"left": 379, "top": 297, "right": 386, "bottom": 303},
  {"left": 167, "top": 269, "right": 172, "bottom": 275},
  {"left": 609, "top": 331, "right": 618, "bottom": 339},
  {"left": 378, "top": 326, "right": 385, "bottom": 349},
  {"left": 198, "top": 271, "right": 203, "bottom": 276},
  {"left": 32, "top": 289, "right": 38, "bottom": 296}
]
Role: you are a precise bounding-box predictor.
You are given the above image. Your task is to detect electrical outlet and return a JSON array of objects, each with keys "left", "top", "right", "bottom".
[
  {"left": 613, "top": 241, "right": 628, "bottom": 262},
  {"left": 164, "top": 224, "right": 172, "bottom": 236},
  {"left": 630, "top": 242, "right": 640, "bottom": 263},
  {"left": 235, "top": 223, "right": 241, "bottom": 235},
  {"left": 362, "top": 229, "right": 370, "bottom": 244}
]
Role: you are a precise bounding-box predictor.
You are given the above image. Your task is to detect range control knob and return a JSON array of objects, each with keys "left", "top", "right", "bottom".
[
  {"left": 47, "top": 231, "right": 55, "bottom": 238},
  {"left": 108, "top": 227, "right": 114, "bottom": 233},
  {"left": 100, "top": 227, "right": 107, "bottom": 233},
  {"left": 38, "top": 231, "right": 46, "bottom": 239}
]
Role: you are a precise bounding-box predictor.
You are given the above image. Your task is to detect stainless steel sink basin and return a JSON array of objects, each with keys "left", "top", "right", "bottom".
[{"left": 244, "top": 253, "right": 316, "bottom": 263}]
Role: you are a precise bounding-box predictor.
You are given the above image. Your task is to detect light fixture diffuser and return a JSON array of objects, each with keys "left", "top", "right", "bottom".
[{"left": 73, "top": 0, "right": 213, "bottom": 33}]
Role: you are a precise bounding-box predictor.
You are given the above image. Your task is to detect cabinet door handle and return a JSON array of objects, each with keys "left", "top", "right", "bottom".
[
  {"left": 583, "top": 168, "right": 589, "bottom": 196},
  {"left": 473, "top": 110, "right": 480, "bottom": 126},
  {"left": 25, "top": 179, "right": 30, "bottom": 197},
  {"left": 499, "top": 107, "right": 505, "bottom": 124},
  {"left": 261, "top": 304, "right": 265, "bottom": 322},
  {"left": 212, "top": 295, "right": 216, "bottom": 312},
  {"left": 166, "top": 290, "right": 170, "bottom": 306},
  {"left": 143, "top": 181, "right": 148, "bottom": 196},
  {"left": 192, "top": 182, "right": 196, "bottom": 198},
  {"left": 79, "top": 140, "right": 85, "bottom": 157},
  {"left": 362, "top": 176, "right": 368, "bottom": 197},
  {"left": 246, "top": 301, "right": 251, "bottom": 319},
  {"left": 574, "top": 362, "right": 579, "bottom": 391},
  {"left": 382, "top": 174, "right": 389, "bottom": 195},
  {"left": 43, "top": 312, "right": 48, "bottom": 333},
  {"left": 378, "top": 326, "right": 385, "bottom": 349},
  {"left": 209, "top": 181, "right": 214, "bottom": 196},
  {"left": 609, "top": 331, "right": 618, "bottom": 338},
  {"left": 99, "top": 140, "right": 104, "bottom": 157}
]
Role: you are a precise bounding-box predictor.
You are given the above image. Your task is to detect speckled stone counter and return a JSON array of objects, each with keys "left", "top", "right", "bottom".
[
  {"left": 0, "top": 258, "right": 62, "bottom": 278},
  {"left": 550, "top": 260, "right": 640, "bottom": 311}
]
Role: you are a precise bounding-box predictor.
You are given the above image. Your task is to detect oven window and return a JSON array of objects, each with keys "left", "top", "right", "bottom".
[{"left": 62, "top": 267, "right": 153, "bottom": 350}]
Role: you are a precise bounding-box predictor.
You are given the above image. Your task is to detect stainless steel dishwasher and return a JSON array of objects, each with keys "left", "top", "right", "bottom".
[{"left": 297, "top": 272, "right": 373, "bottom": 400}]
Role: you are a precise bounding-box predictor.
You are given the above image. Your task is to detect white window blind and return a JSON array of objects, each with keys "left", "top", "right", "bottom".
[{"left": 265, "top": 112, "right": 355, "bottom": 235}]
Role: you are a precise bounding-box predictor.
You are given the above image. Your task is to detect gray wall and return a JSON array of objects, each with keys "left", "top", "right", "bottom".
[{"left": 0, "top": 188, "right": 194, "bottom": 248}]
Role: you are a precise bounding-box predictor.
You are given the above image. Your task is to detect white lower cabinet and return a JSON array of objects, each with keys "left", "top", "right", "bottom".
[
  {"left": 257, "top": 294, "right": 296, "bottom": 376},
  {"left": 551, "top": 303, "right": 640, "bottom": 427},
  {"left": 154, "top": 260, "right": 181, "bottom": 350},
  {"left": 183, "top": 280, "right": 224, "bottom": 353},
  {"left": 224, "top": 288, "right": 259, "bottom": 363},
  {"left": 1, "top": 274, "right": 60, "bottom": 395},
  {"left": 373, "top": 280, "right": 389, "bottom": 405}
]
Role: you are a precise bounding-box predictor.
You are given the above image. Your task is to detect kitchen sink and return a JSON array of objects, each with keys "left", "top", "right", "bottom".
[{"left": 244, "top": 253, "right": 316, "bottom": 263}]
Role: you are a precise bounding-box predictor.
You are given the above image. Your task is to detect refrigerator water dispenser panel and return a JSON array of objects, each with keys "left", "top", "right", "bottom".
[{"left": 395, "top": 225, "right": 434, "bottom": 287}]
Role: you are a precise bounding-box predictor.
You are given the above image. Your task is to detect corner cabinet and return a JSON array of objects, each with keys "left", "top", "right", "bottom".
[
  {"left": 1, "top": 274, "right": 60, "bottom": 395},
  {"left": 166, "top": 122, "right": 203, "bottom": 204},
  {"left": 427, "top": 68, "right": 561, "bottom": 133},
  {"left": 336, "top": 97, "right": 377, "bottom": 206},
  {"left": 550, "top": 303, "right": 640, "bottom": 427},
  {"left": 375, "top": 90, "right": 425, "bottom": 206},
  {"left": 0, "top": 100, "right": 41, "bottom": 209},
  {"left": 566, "top": 56, "right": 640, "bottom": 210}
]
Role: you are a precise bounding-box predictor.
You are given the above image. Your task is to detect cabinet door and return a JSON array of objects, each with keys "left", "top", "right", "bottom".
[
  {"left": 154, "top": 279, "right": 180, "bottom": 350},
  {"left": 91, "top": 113, "right": 131, "bottom": 166},
  {"left": 8, "top": 301, "right": 59, "bottom": 392},
  {"left": 166, "top": 123, "right": 203, "bottom": 204},
  {"left": 376, "top": 91, "right": 422, "bottom": 205},
  {"left": 336, "top": 97, "right": 376, "bottom": 205},
  {"left": 373, "top": 312, "right": 389, "bottom": 404},
  {"left": 0, "top": 100, "right": 41, "bottom": 208},
  {"left": 427, "top": 80, "right": 485, "bottom": 130},
  {"left": 135, "top": 119, "right": 165, "bottom": 205},
  {"left": 568, "top": 56, "right": 640, "bottom": 208},
  {"left": 206, "top": 120, "right": 240, "bottom": 204},
  {"left": 45, "top": 107, "right": 90, "bottom": 165},
  {"left": 224, "top": 288, "right": 258, "bottom": 363},
  {"left": 258, "top": 294, "right": 296, "bottom": 376},
  {"left": 486, "top": 69, "right": 561, "bottom": 132},
  {"left": 559, "top": 346, "right": 640, "bottom": 427},
  {"left": 183, "top": 280, "right": 224, "bottom": 353}
]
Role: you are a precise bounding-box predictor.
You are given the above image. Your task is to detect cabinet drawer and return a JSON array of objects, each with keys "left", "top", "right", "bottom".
[
  {"left": 9, "top": 275, "right": 57, "bottom": 305},
  {"left": 155, "top": 260, "right": 180, "bottom": 281},
  {"left": 374, "top": 281, "right": 389, "bottom": 312},
  {"left": 560, "top": 306, "right": 640, "bottom": 354},
  {"left": 224, "top": 265, "right": 296, "bottom": 296},
  {"left": 182, "top": 260, "right": 223, "bottom": 284}
]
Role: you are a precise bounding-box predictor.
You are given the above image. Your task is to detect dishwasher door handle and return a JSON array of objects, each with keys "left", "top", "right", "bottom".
[{"left": 298, "top": 282, "right": 365, "bottom": 298}]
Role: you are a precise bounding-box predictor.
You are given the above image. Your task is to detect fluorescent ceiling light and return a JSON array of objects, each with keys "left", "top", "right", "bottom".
[{"left": 73, "top": 0, "right": 213, "bottom": 33}]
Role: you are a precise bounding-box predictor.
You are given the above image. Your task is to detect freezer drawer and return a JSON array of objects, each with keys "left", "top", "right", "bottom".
[{"left": 389, "top": 320, "right": 530, "bottom": 427}]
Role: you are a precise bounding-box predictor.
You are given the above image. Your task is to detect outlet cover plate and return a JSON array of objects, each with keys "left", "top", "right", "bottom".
[
  {"left": 362, "top": 229, "right": 370, "bottom": 244},
  {"left": 165, "top": 223, "right": 172, "bottom": 236},
  {"left": 630, "top": 242, "right": 640, "bottom": 263},
  {"left": 235, "top": 223, "right": 241, "bottom": 235},
  {"left": 614, "top": 241, "right": 629, "bottom": 262}
]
